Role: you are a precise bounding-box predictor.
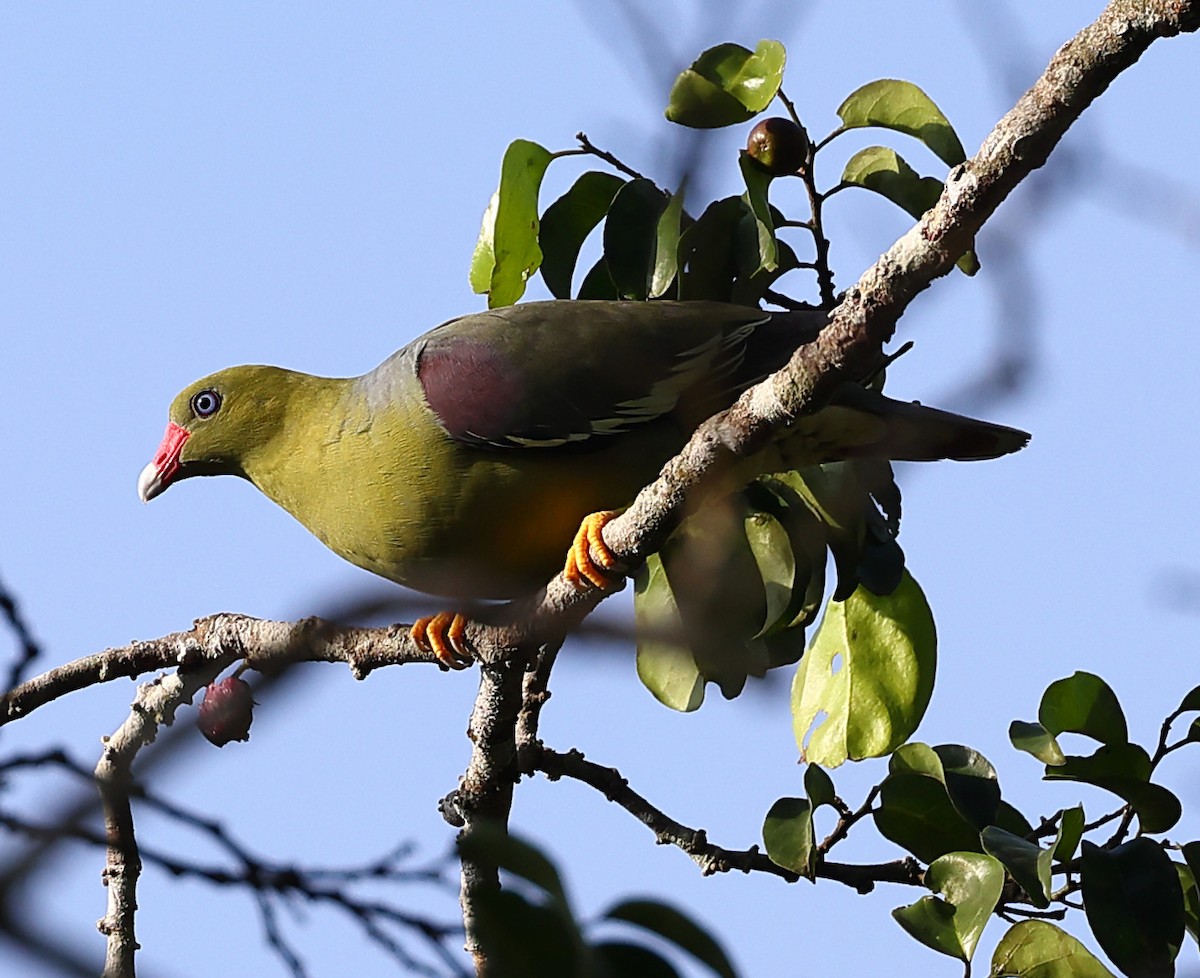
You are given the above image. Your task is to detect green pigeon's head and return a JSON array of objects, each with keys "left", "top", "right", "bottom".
[{"left": 138, "top": 365, "right": 299, "bottom": 502}]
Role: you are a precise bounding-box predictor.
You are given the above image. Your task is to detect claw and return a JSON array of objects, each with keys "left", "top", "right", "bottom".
[
  {"left": 410, "top": 612, "right": 473, "bottom": 670},
  {"left": 564, "top": 510, "right": 622, "bottom": 591}
]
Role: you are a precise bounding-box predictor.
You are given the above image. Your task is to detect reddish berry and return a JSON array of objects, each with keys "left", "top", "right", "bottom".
[{"left": 198, "top": 676, "right": 255, "bottom": 746}]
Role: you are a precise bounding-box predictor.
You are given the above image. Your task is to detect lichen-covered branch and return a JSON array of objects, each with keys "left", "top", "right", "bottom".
[
  {"left": 0, "top": 612, "right": 443, "bottom": 727},
  {"left": 95, "top": 664, "right": 223, "bottom": 978}
]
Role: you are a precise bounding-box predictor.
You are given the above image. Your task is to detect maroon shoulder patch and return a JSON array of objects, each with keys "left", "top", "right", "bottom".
[{"left": 416, "top": 335, "right": 521, "bottom": 444}]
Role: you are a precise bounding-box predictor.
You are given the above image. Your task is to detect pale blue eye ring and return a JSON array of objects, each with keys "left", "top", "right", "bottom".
[{"left": 191, "top": 389, "right": 222, "bottom": 418}]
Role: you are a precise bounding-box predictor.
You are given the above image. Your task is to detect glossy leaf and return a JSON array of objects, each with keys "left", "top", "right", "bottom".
[
  {"left": 991, "top": 920, "right": 1116, "bottom": 978},
  {"left": 1081, "top": 839, "right": 1183, "bottom": 978},
  {"left": 1038, "top": 672, "right": 1128, "bottom": 746},
  {"left": 893, "top": 852, "right": 1004, "bottom": 962},
  {"left": 470, "top": 139, "right": 553, "bottom": 308},
  {"left": 593, "top": 942, "right": 682, "bottom": 978},
  {"left": 876, "top": 745, "right": 985, "bottom": 863},
  {"left": 665, "top": 40, "right": 785, "bottom": 129},
  {"left": 538, "top": 171, "right": 625, "bottom": 298},
  {"left": 737, "top": 151, "right": 777, "bottom": 276},
  {"left": 1009, "top": 720, "right": 1066, "bottom": 766},
  {"left": 1044, "top": 744, "right": 1181, "bottom": 834},
  {"left": 837, "top": 78, "right": 966, "bottom": 166},
  {"left": 841, "top": 146, "right": 977, "bottom": 275},
  {"left": 936, "top": 743, "right": 1002, "bottom": 829},
  {"left": 604, "top": 178, "right": 669, "bottom": 300},
  {"left": 792, "top": 571, "right": 936, "bottom": 766},
  {"left": 604, "top": 900, "right": 737, "bottom": 978},
  {"left": 634, "top": 554, "right": 704, "bottom": 712},
  {"left": 762, "top": 797, "right": 814, "bottom": 876},
  {"left": 981, "top": 825, "right": 1054, "bottom": 909}
]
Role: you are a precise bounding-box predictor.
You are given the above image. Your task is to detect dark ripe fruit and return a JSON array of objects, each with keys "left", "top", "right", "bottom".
[
  {"left": 198, "top": 676, "right": 255, "bottom": 746},
  {"left": 746, "top": 117, "right": 809, "bottom": 175}
]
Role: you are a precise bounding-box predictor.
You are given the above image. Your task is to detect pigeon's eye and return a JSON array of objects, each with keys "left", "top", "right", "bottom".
[{"left": 190, "top": 389, "right": 222, "bottom": 418}]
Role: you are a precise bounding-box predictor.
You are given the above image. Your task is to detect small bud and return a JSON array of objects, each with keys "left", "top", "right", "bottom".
[
  {"left": 198, "top": 676, "right": 255, "bottom": 746},
  {"left": 745, "top": 117, "right": 809, "bottom": 176}
]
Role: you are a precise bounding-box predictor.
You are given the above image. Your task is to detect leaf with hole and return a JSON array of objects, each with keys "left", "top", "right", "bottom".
[
  {"left": 792, "top": 571, "right": 935, "bottom": 767},
  {"left": 469, "top": 139, "right": 553, "bottom": 308}
]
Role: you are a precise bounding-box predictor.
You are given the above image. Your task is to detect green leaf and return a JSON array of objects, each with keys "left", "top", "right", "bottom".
[
  {"left": 592, "top": 942, "right": 682, "bottom": 978},
  {"left": 576, "top": 257, "right": 619, "bottom": 300},
  {"left": 634, "top": 553, "right": 705, "bottom": 712},
  {"left": 792, "top": 570, "right": 936, "bottom": 766},
  {"left": 677, "top": 196, "right": 743, "bottom": 301},
  {"left": 893, "top": 852, "right": 1004, "bottom": 962},
  {"left": 469, "top": 139, "right": 554, "bottom": 308},
  {"left": 737, "top": 151, "right": 777, "bottom": 276},
  {"left": 1038, "top": 672, "right": 1128, "bottom": 746},
  {"left": 743, "top": 509, "right": 797, "bottom": 637},
  {"left": 1176, "top": 684, "right": 1200, "bottom": 714},
  {"left": 841, "top": 146, "right": 978, "bottom": 275},
  {"left": 1175, "top": 861, "right": 1200, "bottom": 947},
  {"left": 991, "top": 920, "right": 1116, "bottom": 978},
  {"left": 837, "top": 78, "right": 966, "bottom": 166},
  {"left": 843, "top": 146, "right": 942, "bottom": 217},
  {"left": 876, "top": 745, "right": 986, "bottom": 863},
  {"left": 936, "top": 744, "right": 1002, "bottom": 829},
  {"left": 650, "top": 187, "right": 687, "bottom": 298},
  {"left": 468, "top": 190, "right": 499, "bottom": 296},
  {"left": 804, "top": 764, "right": 837, "bottom": 810},
  {"left": 1044, "top": 744, "right": 1181, "bottom": 834},
  {"left": 603, "top": 900, "right": 737, "bottom": 978},
  {"left": 1055, "top": 806, "right": 1086, "bottom": 862},
  {"left": 538, "top": 171, "right": 626, "bottom": 298},
  {"left": 665, "top": 40, "right": 785, "bottom": 129},
  {"left": 1081, "top": 839, "right": 1183, "bottom": 978},
  {"left": 981, "top": 825, "right": 1054, "bottom": 909},
  {"left": 603, "top": 178, "right": 669, "bottom": 300},
  {"left": 762, "top": 797, "right": 814, "bottom": 876},
  {"left": 1010, "top": 720, "right": 1066, "bottom": 766}
]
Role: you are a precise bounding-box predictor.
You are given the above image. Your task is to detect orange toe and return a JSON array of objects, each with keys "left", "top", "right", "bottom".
[
  {"left": 564, "top": 510, "right": 622, "bottom": 591},
  {"left": 410, "top": 612, "right": 473, "bottom": 670}
]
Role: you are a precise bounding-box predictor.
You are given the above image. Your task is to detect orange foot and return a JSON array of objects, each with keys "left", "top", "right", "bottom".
[
  {"left": 410, "top": 612, "right": 473, "bottom": 670},
  {"left": 564, "top": 510, "right": 623, "bottom": 591}
]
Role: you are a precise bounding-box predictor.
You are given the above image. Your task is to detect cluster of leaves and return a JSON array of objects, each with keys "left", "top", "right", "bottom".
[
  {"left": 462, "top": 825, "right": 739, "bottom": 978},
  {"left": 764, "top": 672, "right": 1200, "bottom": 977},
  {"left": 463, "top": 39, "right": 1200, "bottom": 978},
  {"left": 468, "top": 39, "right": 972, "bottom": 717}
]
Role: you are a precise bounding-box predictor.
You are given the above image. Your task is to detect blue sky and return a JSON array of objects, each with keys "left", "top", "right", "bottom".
[{"left": 2, "top": 3, "right": 1199, "bottom": 976}]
